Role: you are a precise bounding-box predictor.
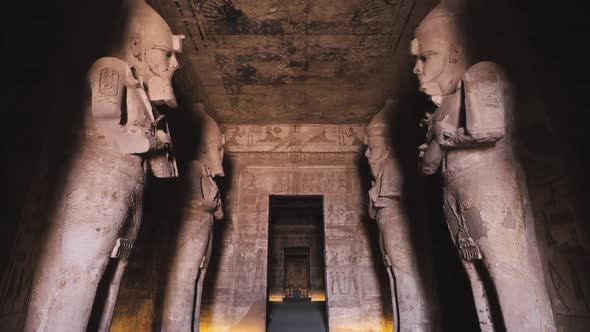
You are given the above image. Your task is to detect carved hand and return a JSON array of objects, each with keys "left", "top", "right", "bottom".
[
  {"left": 420, "top": 112, "right": 434, "bottom": 129},
  {"left": 420, "top": 141, "right": 445, "bottom": 175},
  {"left": 438, "top": 126, "right": 504, "bottom": 149},
  {"left": 432, "top": 121, "right": 457, "bottom": 144},
  {"left": 148, "top": 131, "right": 171, "bottom": 151},
  {"left": 156, "top": 129, "right": 172, "bottom": 145}
]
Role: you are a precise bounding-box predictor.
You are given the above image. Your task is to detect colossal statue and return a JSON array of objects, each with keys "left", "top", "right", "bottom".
[
  {"left": 22, "top": 1, "right": 184, "bottom": 331},
  {"left": 365, "top": 99, "right": 438, "bottom": 332},
  {"left": 161, "top": 103, "right": 225, "bottom": 331},
  {"left": 411, "top": 3, "right": 555, "bottom": 331}
]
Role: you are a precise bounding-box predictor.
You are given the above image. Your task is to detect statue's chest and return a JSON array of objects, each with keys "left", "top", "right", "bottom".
[
  {"left": 125, "top": 87, "right": 153, "bottom": 129},
  {"left": 433, "top": 89, "right": 462, "bottom": 128}
]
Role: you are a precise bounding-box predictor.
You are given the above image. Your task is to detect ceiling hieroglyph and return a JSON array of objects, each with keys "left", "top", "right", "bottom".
[{"left": 150, "top": 0, "right": 436, "bottom": 124}]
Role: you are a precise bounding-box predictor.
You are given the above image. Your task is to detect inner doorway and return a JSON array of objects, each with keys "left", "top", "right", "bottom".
[
  {"left": 267, "top": 195, "right": 327, "bottom": 332},
  {"left": 283, "top": 247, "right": 310, "bottom": 301}
]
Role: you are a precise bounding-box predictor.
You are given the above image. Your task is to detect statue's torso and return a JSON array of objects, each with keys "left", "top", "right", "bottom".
[
  {"left": 435, "top": 62, "right": 515, "bottom": 182},
  {"left": 82, "top": 57, "right": 177, "bottom": 178},
  {"left": 184, "top": 161, "right": 223, "bottom": 220}
]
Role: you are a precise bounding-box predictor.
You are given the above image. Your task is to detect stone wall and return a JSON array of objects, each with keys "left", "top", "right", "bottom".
[
  {"left": 516, "top": 112, "right": 590, "bottom": 331},
  {"left": 196, "top": 123, "right": 391, "bottom": 331}
]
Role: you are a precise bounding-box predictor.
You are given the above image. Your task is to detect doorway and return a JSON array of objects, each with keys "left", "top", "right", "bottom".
[
  {"left": 283, "top": 247, "right": 310, "bottom": 301},
  {"left": 266, "top": 195, "right": 327, "bottom": 332}
]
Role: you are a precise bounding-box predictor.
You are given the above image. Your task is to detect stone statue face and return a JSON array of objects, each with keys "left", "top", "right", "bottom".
[
  {"left": 365, "top": 101, "right": 394, "bottom": 178},
  {"left": 124, "top": 1, "right": 184, "bottom": 107},
  {"left": 194, "top": 104, "right": 225, "bottom": 177},
  {"left": 365, "top": 139, "right": 389, "bottom": 179},
  {"left": 139, "top": 34, "right": 183, "bottom": 107},
  {"left": 411, "top": 37, "right": 449, "bottom": 97},
  {"left": 200, "top": 132, "right": 225, "bottom": 178},
  {"left": 410, "top": 4, "right": 467, "bottom": 98}
]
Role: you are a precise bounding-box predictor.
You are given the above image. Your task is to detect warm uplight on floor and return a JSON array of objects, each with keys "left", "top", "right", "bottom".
[
  {"left": 268, "top": 292, "right": 326, "bottom": 302},
  {"left": 386, "top": 320, "right": 394, "bottom": 331},
  {"left": 200, "top": 323, "right": 257, "bottom": 332},
  {"left": 268, "top": 295, "right": 283, "bottom": 302}
]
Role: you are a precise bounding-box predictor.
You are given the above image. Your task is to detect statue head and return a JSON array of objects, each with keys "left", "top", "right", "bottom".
[
  {"left": 365, "top": 99, "right": 394, "bottom": 179},
  {"left": 194, "top": 103, "right": 225, "bottom": 177},
  {"left": 119, "top": 0, "right": 184, "bottom": 108},
  {"left": 410, "top": 3, "right": 469, "bottom": 100}
]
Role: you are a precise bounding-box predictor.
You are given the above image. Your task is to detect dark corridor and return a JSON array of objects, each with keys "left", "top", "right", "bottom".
[{"left": 266, "top": 196, "right": 328, "bottom": 332}]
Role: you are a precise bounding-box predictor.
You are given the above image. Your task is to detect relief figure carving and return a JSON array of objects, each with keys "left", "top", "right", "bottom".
[
  {"left": 345, "top": 127, "right": 364, "bottom": 146},
  {"left": 330, "top": 268, "right": 358, "bottom": 296}
]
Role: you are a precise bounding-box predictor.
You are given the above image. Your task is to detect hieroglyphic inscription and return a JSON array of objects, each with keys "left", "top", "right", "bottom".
[
  {"left": 99, "top": 68, "right": 119, "bottom": 96},
  {"left": 231, "top": 152, "right": 357, "bottom": 167},
  {"left": 221, "top": 124, "right": 366, "bottom": 152}
]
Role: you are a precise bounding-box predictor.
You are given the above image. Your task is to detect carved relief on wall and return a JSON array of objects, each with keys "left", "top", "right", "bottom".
[
  {"left": 329, "top": 267, "right": 359, "bottom": 297},
  {"left": 239, "top": 168, "right": 357, "bottom": 196},
  {"left": 326, "top": 241, "right": 356, "bottom": 267},
  {"left": 326, "top": 239, "right": 360, "bottom": 307},
  {"left": 237, "top": 212, "right": 269, "bottom": 241},
  {"left": 232, "top": 151, "right": 358, "bottom": 167},
  {"left": 233, "top": 241, "right": 263, "bottom": 298},
  {"left": 200, "top": 158, "right": 387, "bottom": 332},
  {"left": 221, "top": 124, "right": 366, "bottom": 152},
  {"left": 524, "top": 156, "right": 590, "bottom": 320}
]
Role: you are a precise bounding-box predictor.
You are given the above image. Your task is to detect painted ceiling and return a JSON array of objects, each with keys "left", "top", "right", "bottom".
[{"left": 151, "top": 0, "right": 436, "bottom": 124}]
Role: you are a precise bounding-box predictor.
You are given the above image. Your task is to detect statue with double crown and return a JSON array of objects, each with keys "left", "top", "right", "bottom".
[
  {"left": 161, "top": 103, "right": 225, "bottom": 332},
  {"left": 365, "top": 99, "right": 439, "bottom": 332},
  {"left": 411, "top": 3, "right": 556, "bottom": 331},
  {"left": 22, "top": 1, "right": 184, "bottom": 331}
]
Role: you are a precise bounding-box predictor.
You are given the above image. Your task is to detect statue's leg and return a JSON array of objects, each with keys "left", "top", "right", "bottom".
[
  {"left": 443, "top": 189, "right": 494, "bottom": 332},
  {"left": 476, "top": 213, "right": 553, "bottom": 331},
  {"left": 378, "top": 203, "right": 432, "bottom": 332},
  {"left": 24, "top": 151, "right": 144, "bottom": 332},
  {"left": 193, "top": 228, "right": 213, "bottom": 330},
  {"left": 161, "top": 212, "right": 213, "bottom": 331},
  {"left": 460, "top": 261, "right": 495, "bottom": 332},
  {"left": 378, "top": 231, "right": 399, "bottom": 332},
  {"left": 97, "top": 169, "right": 147, "bottom": 332},
  {"left": 459, "top": 170, "right": 555, "bottom": 332}
]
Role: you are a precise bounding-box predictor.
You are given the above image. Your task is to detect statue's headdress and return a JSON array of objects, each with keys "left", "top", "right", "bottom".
[{"left": 411, "top": 3, "right": 462, "bottom": 56}]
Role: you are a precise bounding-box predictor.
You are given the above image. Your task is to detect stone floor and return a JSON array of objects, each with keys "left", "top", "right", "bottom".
[{"left": 267, "top": 302, "right": 328, "bottom": 332}]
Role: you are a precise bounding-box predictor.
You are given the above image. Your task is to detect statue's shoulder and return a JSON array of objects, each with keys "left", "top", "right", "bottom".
[
  {"left": 466, "top": 61, "right": 504, "bottom": 74},
  {"left": 462, "top": 61, "right": 509, "bottom": 134},
  {"left": 87, "top": 57, "right": 133, "bottom": 83},
  {"left": 464, "top": 61, "right": 507, "bottom": 86}
]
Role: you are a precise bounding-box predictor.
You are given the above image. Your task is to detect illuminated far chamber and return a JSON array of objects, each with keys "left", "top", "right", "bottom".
[
  {"left": 268, "top": 291, "right": 326, "bottom": 302},
  {"left": 267, "top": 196, "right": 326, "bottom": 303}
]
